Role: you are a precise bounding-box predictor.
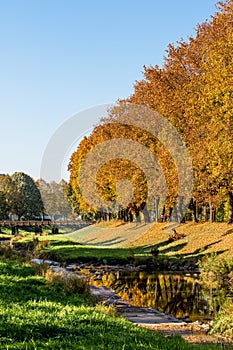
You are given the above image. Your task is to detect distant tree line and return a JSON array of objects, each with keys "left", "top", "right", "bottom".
[
  {"left": 0, "top": 172, "right": 72, "bottom": 221},
  {"left": 37, "top": 179, "right": 72, "bottom": 220}
]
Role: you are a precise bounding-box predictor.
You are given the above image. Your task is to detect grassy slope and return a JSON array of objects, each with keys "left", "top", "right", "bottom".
[
  {"left": 67, "top": 221, "right": 233, "bottom": 257},
  {"left": 67, "top": 221, "right": 155, "bottom": 247},
  {"left": 0, "top": 258, "right": 222, "bottom": 350},
  {"left": 2, "top": 221, "right": 232, "bottom": 264}
]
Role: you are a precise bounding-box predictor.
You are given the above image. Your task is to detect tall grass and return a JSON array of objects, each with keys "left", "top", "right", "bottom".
[{"left": 0, "top": 257, "right": 224, "bottom": 349}]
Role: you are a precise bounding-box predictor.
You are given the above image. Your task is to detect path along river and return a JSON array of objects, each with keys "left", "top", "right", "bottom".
[{"left": 32, "top": 259, "right": 233, "bottom": 346}]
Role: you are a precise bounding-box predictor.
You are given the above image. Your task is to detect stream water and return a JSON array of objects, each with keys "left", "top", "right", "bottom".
[
  {"left": 31, "top": 259, "right": 222, "bottom": 322},
  {"left": 94, "top": 270, "right": 216, "bottom": 322}
]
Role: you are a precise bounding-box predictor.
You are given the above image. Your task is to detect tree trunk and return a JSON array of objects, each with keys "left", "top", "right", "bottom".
[
  {"left": 202, "top": 206, "right": 207, "bottom": 221},
  {"left": 143, "top": 205, "right": 150, "bottom": 223},
  {"left": 209, "top": 203, "right": 215, "bottom": 223},
  {"left": 190, "top": 199, "right": 198, "bottom": 223},
  {"left": 171, "top": 203, "right": 178, "bottom": 222},
  {"left": 135, "top": 208, "right": 141, "bottom": 224},
  {"left": 228, "top": 192, "right": 233, "bottom": 224},
  {"left": 124, "top": 210, "right": 129, "bottom": 222},
  {"left": 154, "top": 197, "right": 160, "bottom": 222},
  {"left": 168, "top": 207, "right": 173, "bottom": 221},
  {"left": 129, "top": 211, "right": 133, "bottom": 222},
  {"left": 118, "top": 206, "right": 123, "bottom": 220},
  {"left": 177, "top": 196, "right": 185, "bottom": 223}
]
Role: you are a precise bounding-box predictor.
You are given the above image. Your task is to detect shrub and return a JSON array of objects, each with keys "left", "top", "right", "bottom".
[
  {"left": 198, "top": 253, "right": 233, "bottom": 292},
  {"left": 0, "top": 244, "right": 25, "bottom": 260},
  {"left": 41, "top": 231, "right": 48, "bottom": 236},
  {"left": 45, "top": 269, "right": 90, "bottom": 295},
  {"left": 127, "top": 249, "right": 135, "bottom": 264},
  {"left": 199, "top": 254, "right": 233, "bottom": 339},
  {"left": 34, "top": 239, "right": 51, "bottom": 250},
  {"left": 32, "top": 260, "right": 50, "bottom": 277},
  {"left": 210, "top": 300, "right": 233, "bottom": 339}
]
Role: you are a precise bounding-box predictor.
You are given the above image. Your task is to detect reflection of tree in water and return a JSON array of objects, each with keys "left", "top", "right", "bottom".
[{"left": 101, "top": 271, "right": 209, "bottom": 320}]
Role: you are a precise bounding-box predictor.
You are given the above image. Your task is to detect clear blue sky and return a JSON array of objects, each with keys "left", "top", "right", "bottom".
[{"left": 0, "top": 0, "right": 217, "bottom": 181}]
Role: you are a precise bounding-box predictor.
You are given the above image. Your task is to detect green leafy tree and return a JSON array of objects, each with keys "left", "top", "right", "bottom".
[
  {"left": 11, "top": 172, "right": 44, "bottom": 220},
  {"left": 0, "top": 192, "right": 9, "bottom": 219},
  {"left": 0, "top": 174, "right": 17, "bottom": 219},
  {"left": 63, "top": 182, "right": 80, "bottom": 215},
  {"left": 37, "top": 179, "right": 72, "bottom": 220}
]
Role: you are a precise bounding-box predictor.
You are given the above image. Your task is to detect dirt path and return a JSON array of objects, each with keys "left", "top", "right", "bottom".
[{"left": 137, "top": 323, "right": 231, "bottom": 346}]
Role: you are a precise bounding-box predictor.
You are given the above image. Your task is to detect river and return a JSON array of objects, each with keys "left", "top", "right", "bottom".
[{"left": 91, "top": 269, "right": 214, "bottom": 322}]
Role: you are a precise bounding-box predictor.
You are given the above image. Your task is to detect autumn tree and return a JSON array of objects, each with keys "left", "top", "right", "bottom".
[
  {"left": 68, "top": 118, "right": 167, "bottom": 222},
  {"left": 64, "top": 182, "right": 80, "bottom": 215},
  {"left": 69, "top": 0, "right": 233, "bottom": 223},
  {"left": 125, "top": 0, "right": 233, "bottom": 222}
]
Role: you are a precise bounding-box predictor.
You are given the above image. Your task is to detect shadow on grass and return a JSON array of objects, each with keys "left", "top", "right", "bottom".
[
  {"left": 160, "top": 242, "right": 187, "bottom": 254},
  {"left": 0, "top": 260, "right": 89, "bottom": 307},
  {"left": 158, "top": 250, "right": 228, "bottom": 266},
  {"left": 222, "top": 228, "right": 233, "bottom": 236},
  {"left": 126, "top": 223, "right": 150, "bottom": 230},
  {"left": 46, "top": 240, "right": 83, "bottom": 247},
  {"left": 0, "top": 322, "right": 85, "bottom": 341},
  {"left": 148, "top": 240, "right": 174, "bottom": 250},
  {"left": 192, "top": 240, "right": 223, "bottom": 254},
  {"left": 39, "top": 245, "right": 134, "bottom": 265},
  {"left": 36, "top": 229, "right": 230, "bottom": 269},
  {"left": 84, "top": 236, "right": 127, "bottom": 247},
  {"left": 0, "top": 261, "right": 35, "bottom": 278}
]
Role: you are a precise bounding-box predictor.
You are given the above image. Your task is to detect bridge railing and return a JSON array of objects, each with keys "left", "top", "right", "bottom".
[{"left": 0, "top": 220, "right": 52, "bottom": 227}]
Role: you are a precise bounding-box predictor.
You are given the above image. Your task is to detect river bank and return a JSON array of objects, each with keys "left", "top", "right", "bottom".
[
  {"left": 1, "top": 222, "right": 233, "bottom": 346},
  {"left": 31, "top": 258, "right": 233, "bottom": 347},
  {"left": 1, "top": 256, "right": 229, "bottom": 349}
]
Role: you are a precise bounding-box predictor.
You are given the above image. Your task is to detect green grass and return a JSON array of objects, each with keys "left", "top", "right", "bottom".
[
  {"left": 0, "top": 257, "right": 224, "bottom": 349},
  {"left": 0, "top": 227, "right": 12, "bottom": 236},
  {"left": 39, "top": 243, "right": 136, "bottom": 264},
  {"left": 6, "top": 228, "right": 207, "bottom": 267},
  {"left": 33, "top": 236, "right": 202, "bottom": 268},
  {"left": 9, "top": 230, "right": 141, "bottom": 264}
]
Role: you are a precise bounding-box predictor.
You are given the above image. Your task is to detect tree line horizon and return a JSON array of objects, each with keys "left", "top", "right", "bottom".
[
  {"left": 0, "top": 173, "right": 72, "bottom": 221},
  {"left": 1, "top": 1, "right": 233, "bottom": 224}
]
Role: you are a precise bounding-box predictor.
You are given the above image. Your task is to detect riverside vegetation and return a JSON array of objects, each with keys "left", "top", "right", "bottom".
[
  {"left": 198, "top": 254, "right": 233, "bottom": 339},
  {"left": 0, "top": 255, "right": 225, "bottom": 350},
  {"left": 0, "top": 222, "right": 233, "bottom": 348}
]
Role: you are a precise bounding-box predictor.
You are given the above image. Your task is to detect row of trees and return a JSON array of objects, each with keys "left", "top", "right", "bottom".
[
  {"left": 0, "top": 172, "right": 72, "bottom": 220},
  {"left": 37, "top": 179, "right": 72, "bottom": 220},
  {"left": 68, "top": 0, "right": 233, "bottom": 223}
]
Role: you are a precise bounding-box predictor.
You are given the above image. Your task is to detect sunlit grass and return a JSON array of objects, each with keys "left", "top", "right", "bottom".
[{"left": 0, "top": 257, "right": 223, "bottom": 349}]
